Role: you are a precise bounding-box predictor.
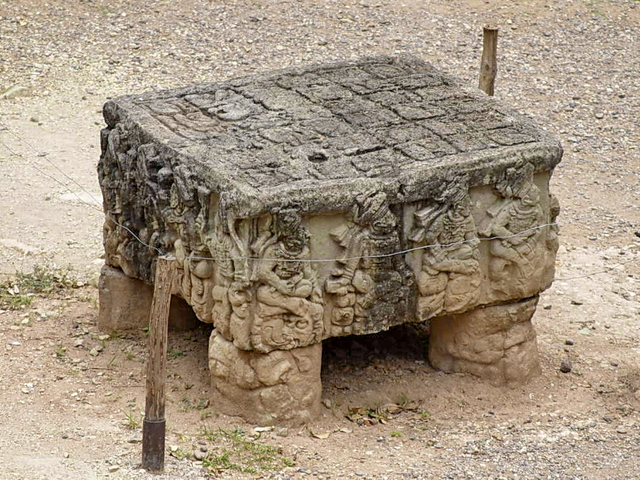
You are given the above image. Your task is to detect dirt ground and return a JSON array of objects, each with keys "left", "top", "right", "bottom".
[{"left": 1, "top": 0, "right": 639, "bottom": 478}]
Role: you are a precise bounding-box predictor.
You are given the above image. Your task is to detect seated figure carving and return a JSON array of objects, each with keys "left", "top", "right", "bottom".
[{"left": 251, "top": 210, "right": 324, "bottom": 353}]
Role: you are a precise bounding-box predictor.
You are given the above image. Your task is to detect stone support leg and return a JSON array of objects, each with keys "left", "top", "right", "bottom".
[
  {"left": 98, "top": 265, "right": 200, "bottom": 333},
  {"left": 208, "top": 330, "right": 322, "bottom": 426},
  {"left": 428, "top": 296, "right": 541, "bottom": 385}
]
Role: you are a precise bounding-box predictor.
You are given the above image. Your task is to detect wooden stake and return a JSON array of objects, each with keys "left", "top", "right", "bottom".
[
  {"left": 479, "top": 25, "right": 499, "bottom": 96},
  {"left": 142, "top": 256, "right": 176, "bottom": 473}
]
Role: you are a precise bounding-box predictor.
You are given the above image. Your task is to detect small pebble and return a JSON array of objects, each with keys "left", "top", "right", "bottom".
[{"left": 560, "top": 360, "right": 572, "bottom": 373}]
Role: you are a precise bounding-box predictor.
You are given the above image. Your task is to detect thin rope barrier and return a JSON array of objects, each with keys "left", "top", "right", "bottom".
[
  {"left": 0, "top": 121, "right": 103, "bottom": 206},
  {"left": 2, "top": 117, "right": 637, "bottom": 278},
  {"left": 182, "top": 223, "right": 559, "bottom": 263},
  {"left": 0, "top": 123, "right": 164, "bottom": 255}
]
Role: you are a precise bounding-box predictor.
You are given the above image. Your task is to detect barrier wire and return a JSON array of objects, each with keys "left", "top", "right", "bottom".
[{"left": 1, "top": 119, "right": 638, "bottom": 280}]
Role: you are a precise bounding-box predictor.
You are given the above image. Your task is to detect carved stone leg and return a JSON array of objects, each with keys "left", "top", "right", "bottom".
[
  {"left": 98, "top": 265, "right": 200, "bottom": 333},
  {"left": 208, "top": 330, "right": 322, "bottom": 426},
  {"left": 428, "top": 297, "right": 541, "bottom": 385}
]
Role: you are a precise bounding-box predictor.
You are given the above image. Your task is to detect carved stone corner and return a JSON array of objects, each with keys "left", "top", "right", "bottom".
[
  {"left": 428, "top": 297, "right": 541, "bottom": 386},
  {"left": 98, "top": 264, "right": 200, "bottom": 334},
  {"left": 208, "top": 330, "right": 322, "bottom": 426}
]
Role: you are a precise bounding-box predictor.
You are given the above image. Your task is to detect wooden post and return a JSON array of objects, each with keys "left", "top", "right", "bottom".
[
  {"left": 142, "top": 256, "right": 176, "bottom": 473},
  {"left": 479, "top": 25, "right": 498, "bottom": 96}
]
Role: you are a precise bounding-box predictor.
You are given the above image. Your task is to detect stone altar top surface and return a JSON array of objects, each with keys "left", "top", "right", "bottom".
[{"left": 103, "top": 55, "right": 562, "bottom": 217}]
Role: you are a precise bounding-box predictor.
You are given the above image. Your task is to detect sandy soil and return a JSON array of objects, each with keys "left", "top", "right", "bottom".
[{"left": 1, "top": 0, "right": 639, "bottom": 478}]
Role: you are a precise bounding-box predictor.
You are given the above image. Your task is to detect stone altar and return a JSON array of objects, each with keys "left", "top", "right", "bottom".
[{"left": 98, "top": 55, "right": 561, "bottom": 425}]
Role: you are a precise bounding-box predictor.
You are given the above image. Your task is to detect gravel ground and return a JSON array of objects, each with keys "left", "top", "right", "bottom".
[{"left": 1, "top": 0, "right": 639, "bottom": 479}]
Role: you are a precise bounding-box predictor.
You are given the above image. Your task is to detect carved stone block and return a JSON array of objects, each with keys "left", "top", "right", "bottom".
[
  {"left": 98, "top": 265, "right": 200, "bottom": 333},
  {"left": 98, "top": 55, "right": 561, "bottom": 423},
  {"left": 208, "top": 331, "right": 321, "bottom": 425},
  {"left": 428, "top": 297, "right": 542, "bottom": 385}
]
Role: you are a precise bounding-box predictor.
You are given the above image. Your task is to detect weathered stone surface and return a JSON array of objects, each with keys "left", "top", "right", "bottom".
[
  {"left": 428, "top": 297, "right": 541, "bottom": 385},
  {"left": 98, "top": 265, "right": 199, "bottom": 333},
  {"left": 99, "top": 55, "right": 561, "bottom": 338},
  {"left": 208, "top": 331, "right": 321, "bottom": 426},
  {"left": 98, "top": 55, "right": 561, "bottom": 423}
]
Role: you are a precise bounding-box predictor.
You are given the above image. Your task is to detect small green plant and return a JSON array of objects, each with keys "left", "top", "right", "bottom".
[
  {"left": 397, "top": 392, "right": 410, "bottom": 406},
  {"left": 123, "top": 408, "right": 142, "bottom": 430},
  {"left": 391, "top": 431, "right": 403, "bottom": 438},
  {"left": 180, "top": 397, "right": 193, "bottom": 411},
  {"left": 54, "top": 345, "right": 67, "bottom": 359},
  {"left": 201, "top": 424, "right": 217, "bottom": 440},
  {"left": 346, "top": 405, "right": 390, "bottom": 425},
  {"left": 170, "top": 447, "right": 191, "bottom": 460},
  {"left": 106, "top": 329, "right": 120, "bottom": 340},
  {"left": 199, "top": 426, "right": 293, "bottom": 474},
  {"left": 0, "top": 264, "right": 77, "bottom": 310},
  {"left": 168, "top": 348, "right": 186, "bottom": 359},
  {"left": 181, "top": 397, "right": 210, "bottom": 411},
  {"left": 419, "top": 410, "right": 430, "bottom": 421},
  {"left": 4, "top": 293, "right": 32, "bottom": 309},
  {"left": 98, "top": 5, "right": 118, "bottom": 15}
]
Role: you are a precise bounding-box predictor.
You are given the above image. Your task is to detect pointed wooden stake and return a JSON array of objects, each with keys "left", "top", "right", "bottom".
[
  {"left": 479, "top": 25, "right": 499, "bottom": 96},
  {"left": 142, "top": 256, "right": 176, "bottom": 473}
]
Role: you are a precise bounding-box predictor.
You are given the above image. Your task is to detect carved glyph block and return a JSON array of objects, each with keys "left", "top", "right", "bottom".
[{"left": 98, "top": 55, "right": 562, "bottom": 424}]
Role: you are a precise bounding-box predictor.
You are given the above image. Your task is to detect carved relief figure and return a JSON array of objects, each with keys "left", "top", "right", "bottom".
[
  {"left": 103, "top": 214, "right": 137, "bottom": 278},
  {"left": 177, "top": 195, "right": 218, "bottom": 323},
  {"left": 409, "top": 190, "right": 481, "bottom": 320},
  {"left": 325, "top": 190, "right": 410, "bottom": 336},
  {"left": 205, "top": 216, "right": 253, "bottom": 349},
  {"left": 250, "top": 210, "right": 324, "bottom": 353},
  {"left": 538, "top": 192, "right": 561, "bottom": 289},
  {"left": 479, "top": 164, "right": 546, "bottom": 296},
  {"left": 178, "top": 252, "right": 215, "bottom": 323},
  {"left": 546, "top": 193, "right": 561, "bottom": 255},
  {"left": 158, "top": 185, "right": 216, "bottom": 324}
]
